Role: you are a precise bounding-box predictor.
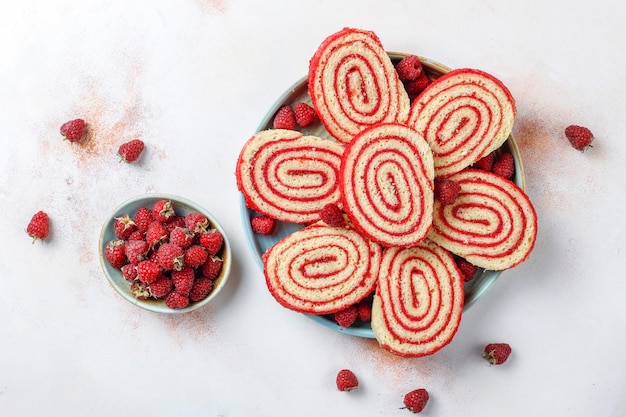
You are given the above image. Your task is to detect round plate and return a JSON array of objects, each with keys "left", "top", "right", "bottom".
[{"left": 240, "top": 54, "right": 526, "bottom": 338}]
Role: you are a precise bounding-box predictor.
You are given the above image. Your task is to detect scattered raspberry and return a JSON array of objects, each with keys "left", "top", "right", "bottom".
[
  {"left": 455, "top": 258, "right": 478, "bottom": 282},
  {"left": 26, "top": 211, "right": 49, "bottom": 243},
  {"left": 395, "top": 55, "right": 423, "bottom": 81},
  {"left": 113, "top": 214, "right": 136, "bottom": 240},
  {"left": 185, "top": 212, "right": 209, "bottom": 235},
  {"left": 133, "top": 207, "right": 154, "bottom": 232},
  {"left": 184, "top": 245, "right": 208, "bottom": 268},
  {"left": 105, "top": 240, "right": 127, "bottom": 269},
  {"left": 483, "top": 343, "right": 512, "bottom": 365},
  {"left": 117, "top": 139, "right": 145, "bottom": 163},
  {"left": 474, "top": 152, "right": 495, "bottom": 171},
  {"left": 336, "top": 369, "right": 359, "bottom": 392},
  {"left": 124, "top": 239, "right": 149, "bottom": 263},
  {"left": 403, "top": 388, "right": 429, "bottom": 413},
  {"left": 169, "top": 226, "right": 194, "bottom": 249},
  {"left": 356, "top": 301, "right": 372, "bottom": 322},
  {"left": 165, "top": 290, "right": 190, "bottom": 309},
  {"left": 404, "top": 72, "right": 430, "bottom": 96},
  {"left": 171, "top": 267, "right": 195, "bottom": 295},
  {"left": 189, "top": 277, "right": 214, "bottom": 302},
  {"left": 492, "top": 152, "right": 515, "bottom": 179},
  {"left": 434, "top": 178, "right": 461, "bottom": 205},
  {"left": 319, "top": 203, "right": 345, "bottom": 227},
  {"left": 121, "top": 263, "right": 138, "bottom": 281},
  {"left": 60, "top": 118, "right": 88, "bottom": 143},
  {"left": 149, "top": 276, "right": 173, "bottom": 299},
  {"left": 273, "top": 105, "right": 296, "bottom": 130},
  {"left": 334, "top": 305, "right": 358, "bottom": 327},
  {"left": 136, "top": 260, "right": 162, "bottom": 284},
  {"left": 199, "top": 230, "right": 224, "bottom": 256},
  {"left": 250, "top": 215, "right": 276, "bottom": 235},
  {"left": 152, "top": 199, "right": 175, "bottom": 223},
  {"left": 156, "top": 243, "right": 184, "bottom": 271},
  {"left": 565, "top": 124, "right": 594, "bottom": 151},
  {"left": 145, "top": 221, "right": 168, "bottom": 248},
  {"left": 293, "top": 102, "right": 318, "bottom": 127},
  {"left": 202, "top": 256, "right": 223, "bottom": 280}
]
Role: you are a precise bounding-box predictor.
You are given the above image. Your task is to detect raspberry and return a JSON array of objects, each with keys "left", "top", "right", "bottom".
[
  {"left": 184, "top": 245, "right": 208, "bottom": 268},
  {"left": 149, "top": 276, "right": 173, "bottom": 299},
  {"left": 434, "top": 178, "right": 461, "bottom": 205},
  {"left": 104, "top": 240, "right": 127, "bottom": 269},
  {"left": 455, "top": 258, "right": 478, "bottom": 282},
  {"left": 185, "top": 212, "right": 209, "bottom": 235},
  {"left": 403, "top": 388, "right": 429, "bottom": 413},
  {"left": 164, "top": 215, "right": 185, "bottom": 233},
  {"left": 169, "top": 226, "right": 194, "bottom": 249},
  {"left": 145, "top": 221, "right": 168, "bottom": 248},
  {"left": 113, "top": 214, "right": 136, "bottom": 240},
  {"left": 250, "top": 215, "right": 276, "bottom": 235},
  {"left": 124, "top": 239, "right": 149, "bottom": 263},
  {"left": 335, "top": 369, "right": 359, "bottom": 392},
  {"left": 117, "top": 139, "right": 145, "bottom": 163},
  {"left": 319, "top": 203, "right": 345, "bottom": 227},
  {"left": 171, "top": 267, "right": 195, "bottom": 295},
  {"left": 155, "top": 243, "right": 184, "bottom": 271},
  {"left": 395, "top": 55, "right": 423, "bottom": 81},
  {"left": 189, "top": 277, "right": 214, "bottom": 302},
  {"left": 60, "top": 118, "right": 88, "bottom": 143},
  {"left": 133, "top": 207, "right": 154, "bottom": 232},
  {"left": 26, "top": 211, "right": 50, "bottom": 243},
  {"left": 483, "top": 343, "right": 512, "bottom": 365},
  {"left": 131, "top": 281, "right": 151, "bottom": 300},
  {"left": 165, "top": 290, "right": 189, "bottom": 309},
  {"left": 565, "top": 124, "right": 594, "bottom": 151},
  {"left": 492, "top": 152, "right": 515, "bottom": 179},
  {"left": 199, "top": 230, "right": 224, "bottom": 256},
  {"left": 334, "top": 305, "right": 358, "bottom": 327},
  {"left": 293, "top": 102, "right": 318, "bottom": 128},
  {"left": 404, "top": 72, "right": 430, "bottom": 96},
  {"left": 474, "top": 152, "right": 495, "bottom": 171},
  {"left": 127, "top": 230, "right": 144, "bottom": 241},
  {"left": 202, "top": 256, "right": 223, "bottom": 280},
  {"left": 121, "top": 263, "right": 138, "bottom": 281},
  {"left": 152, "top": 199, "right": 175, "bottom": 223},
  {"left": 136, "top": 260, "right": 162, "bottom": 284},
  {"left": 356, "top": 301, "right": 372, "bottom": 322},
  {"left": 273, "top": 105, "right": 296, "bottom": 130}
]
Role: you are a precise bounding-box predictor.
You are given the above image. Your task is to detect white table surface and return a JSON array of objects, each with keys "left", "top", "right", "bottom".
[{"left": 1, "top": 1, "right": 625, "bottom": 416}]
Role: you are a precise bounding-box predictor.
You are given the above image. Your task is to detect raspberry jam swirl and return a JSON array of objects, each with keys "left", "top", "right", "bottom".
[
  {"left": 407, "top": 68, "right": 516, "bottom": 177},
  {"left": 428, "top": 169, "right": 538, "bottom": 270},
  {"left": 263, "top": 222, "right": 382, "bottom": 314},
  {"left": 340, "top": 123, "right": 434, "bottom": 248},
  {"left": 236, "top": 129, "right": 344, "bottom": 224},
  {"left": 308, "top": 27, "right": 410, "bottom": 144},
  {"left": 371, "top": 241, "right": 464, "bottom": 357}
]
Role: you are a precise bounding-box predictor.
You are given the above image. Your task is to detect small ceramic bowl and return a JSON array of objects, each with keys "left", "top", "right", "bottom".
[{"left": 99, "top": 193, "right": 231, "bottom": 314}]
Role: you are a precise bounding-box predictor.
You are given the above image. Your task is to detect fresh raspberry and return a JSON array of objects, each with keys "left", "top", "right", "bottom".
[
  {"left": 148, "top": 276, "right": 173, "bottom": 299},
  {"left": 565, "top": 124, "right": 594, "bottom": 151},
  {"left": 26, "top": 211, "right": 50, "bottom": 242},
  {"left": 136, "top": 260, "right": 162, "bottom": 284},
  {"left": 169, "top": 226, "right": 194, "bottom": 249},
  {"left": 319, "top": 203, "right": 345, "bottom": 227},
  {"left": 492, "top": 152, "right": 515, "bottom": 179},
  {"left": 124, "top": 239, "right": 149, "bottom": 263},
  {"left": 113, "top": 214, "right": 136, "bottom": 240},
  {"left": 127, "top": 230, "right": 144, "bottom": 241},
  {"left": 185, "top": 212, "right": 209, "bottom": 236},
  {"left": 334, "top": 305, "right": 358, "bottom": 328},
  {"left": 202, "top": 256, "right": 223, "bottom": 280},
  {"left": 293, "top": 102, "right": 318, "bottom": 128},
  {"left": 133, "top": 207, "right": 154, "bottom": 232},
  {"left": 131, "top": 281, "right": 151, "bottom": 300},
  {"left": 171, "top": 267, "right": 195, "bottom": 294},
  {"left": 189, "top": 277, "right": 214, "bottom": 302},
  {"left": 164, "top": 215, "right": 185, "bottom": 233},
  {"left": 156, "top": 243, "right": 184, "bottom": 271},
  {"left": 117, "top": 139, "right": 145, "bottom": 163},
  {"left": 104, "top": 240, "right": 127, "bottom": 269},
  {"left": 336, "top": 369, "right": 359, "bottom": 392},
  {"left": 152, "top": 199, "right": 175, "bottom": 223},
  {"left": 455, "top": 258, "right": 478, "bottom": 282},
  {"left": 199, "top": 230, "right": 224, "bottom": 256},
  {"left": 403, "top": 388, "right": 429, "bottom": 413},
  {"left": 250, "top": 215, "right": 276, "bottom": 235},
  {"left": 145, "top": 221, "right": 168, "bottom": 248},
  {"left": 165, "top": 290, "right": 189, "bottom": 309},
  {"left": 356, "top": 301, "right": 372, "bottom": 322},
  {"left": 483, "top": 343, "right": 512, "bottom": 365},
  {"left": 474, "top": 152, "right": 495, "bottom": 171},
  {"left": 121, "top": 263, "right": 138, "bottom": 281},
  {"left": 404, "top": 72, "right": 430, "bottom": 96},
  {"left": 184, "top": 245, "right": 208, "bottom": 269},
  {"left": 434, "top": 178, "right": 461, "bottom": 205},
  {"left": 60, "top": 118, "right": 88, "bottom": 143},
  {"left": 273, "top": 105, "right": 296, "bottom": 130},
  {"left": 395, "top": 55, "right": 423, "bottom": 81}
]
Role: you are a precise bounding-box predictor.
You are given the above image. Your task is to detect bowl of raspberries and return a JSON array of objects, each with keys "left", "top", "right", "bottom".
[{"left": 99, "top": 193, "right": 231, "bottom": 313}]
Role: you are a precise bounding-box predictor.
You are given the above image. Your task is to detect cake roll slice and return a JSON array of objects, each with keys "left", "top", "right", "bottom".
[
  {"left": 407, "top": 68, "right": 516, "bottom": 177},
  {"left": 308, "top": 27, "right": 411, "bottom": 144}
]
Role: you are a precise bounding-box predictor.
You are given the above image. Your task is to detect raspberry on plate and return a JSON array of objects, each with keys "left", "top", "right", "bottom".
[
  {"left": 250, "top": 215, "right": 276, "bottom": 235},
  {"left": 319, "top": 203, "right": 345, "bottom": 227},
  {"left": 273, "top": 105, "right": 296, "bottom": 130},
  {"left": 293, "top": 102, "right": 318, "bottom": 127},
  {"left": 334, "top": 305, "right": 358, "bottom": 328}
]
